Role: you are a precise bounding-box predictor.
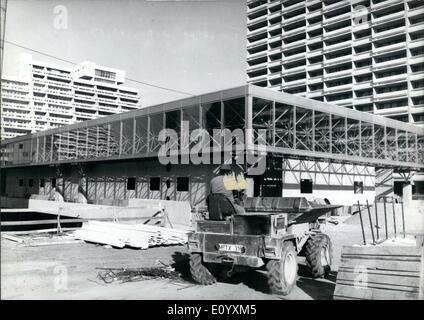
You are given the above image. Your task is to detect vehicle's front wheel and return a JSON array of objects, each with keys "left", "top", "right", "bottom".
[
  {"left": 266, "top": 241, "right": 298, "bottom": 296},
  {"left": 305, "top": 233, "right": 333, "bottom": 278},
  {"left": 189, "top": 253, "right": 217, "bottom": 285}
]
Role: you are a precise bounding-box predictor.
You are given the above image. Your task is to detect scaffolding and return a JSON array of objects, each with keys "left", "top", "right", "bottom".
[{"left": 1, "top": 85, "right": 423, "bottom": 170}]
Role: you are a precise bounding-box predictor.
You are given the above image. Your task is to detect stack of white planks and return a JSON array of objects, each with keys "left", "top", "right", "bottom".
[{"left": 72, "top": 221, "right": 189, "bottom": 249}]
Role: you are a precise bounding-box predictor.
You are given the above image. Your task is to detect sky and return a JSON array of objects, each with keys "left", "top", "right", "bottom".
[{"left": 3, "top": 0, "right": 247, "bottom": 106}]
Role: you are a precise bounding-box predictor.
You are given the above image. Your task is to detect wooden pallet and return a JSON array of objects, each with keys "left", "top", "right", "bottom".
[{"left": 333, "top": 245, "right": 424, "bottom": 300}]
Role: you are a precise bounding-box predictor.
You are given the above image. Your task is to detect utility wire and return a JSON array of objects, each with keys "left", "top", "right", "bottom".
[{"left": 4, "top": 40, "right": 195, "bottom": 96}]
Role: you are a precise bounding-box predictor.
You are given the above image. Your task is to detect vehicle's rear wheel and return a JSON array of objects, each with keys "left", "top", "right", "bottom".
[
  {"left": 189, "top": 253, "right": 217, "bottom": 285},
  {"left": 305, "top": 233, "right": 333, "bottom": 278},
  {"left": 266, "top": 241, "right": 298, "bottom": 296}
]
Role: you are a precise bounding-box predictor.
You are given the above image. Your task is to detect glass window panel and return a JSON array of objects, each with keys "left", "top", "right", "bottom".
[
  {"left": 398, "top": 130, "right": 407, "bottom": 162},
  {"left": 182, "top": 105, "right": 200, "bottom": 131},
  {"left": 122, "top": 119, "right": 134, "bottom": 155},
  {"left": 182, "top": 105, "right": 200, "bottom": 149},
  {"left": 331, "top": 115, "right": 346, "bottom": 155},
  {"left": 407, "top": 132, "right": 417, "bottom": 163},
  {"left": 165, "top": 110, "right": 181, "bottom": 150},
  {"left": 77, "top": 128, "right": 88, "bottom": 159},
  {"left": 223, "top": 97, "right": 245, "bottom": 130},
  {"left": 374, "top": 124, "right": 385, "bottom": 159},
  {"left": 21, "top": 140, "right": 31, "bottom": 164},
  {"left": 109, "top": 121, "right": 121, "bottom": 156},
  {"left": 314, "top": 111, "right": 330, "bottom": 153},
  {"left": 202, "top": 101, "right": 222, "bottom": 149},
  {"left": 361, "top": 122, "right": 373, "bottom": 158},
  {"left": 87, "top": 126, "right": 98, "bottom": 158},
  {"left": 252, "top": 97, "right": 273, "bottom": 146},
  {"left": 38, "top": 136, "right": 46, "bottom": 163},
  {"left": 45, "top": 135, "right": 52, "bottom": 162},
  {"left": 275, "top": 102, "right": 294, "bottom": 149},
  {"left": 56, "top": 132, "right": 69, "bottom": 161},
  {"left": 347, "top": 118, "right": 360, "bottom": 156},
  {"left": 418, "top": 134, "right": 424, "bottom": 165},
  {"left": 52, "top": 134, "right": 61, "bottom": 161},
  {"left": 31, "top": 138, "right": 38, "bottom": 164},
  {"left": 202, "top": 101, "right": 221, "bottom": 131},
  {"left": 165, "top": 110, "right": 181, "bottom": 132},
  {"left": 149, "top": 113, "right": 163, "bottom": 153},
  {"left": 97, "top": 124, "right": 110, "bottom": 158},
  {"left": 67, "top": 130, "right": 78, "bottom": 160},
  {"left": 134, "top": 116, "right": 148, "bottom": 154},
  {"left": 296, "top": 107, "right": 313, "bottom": 151},
  {"left": 386, "top": 127, "right": 397, "bottom": 161},
  {"left": 1, "top": 144, "right": 13, "bottom": 165}
]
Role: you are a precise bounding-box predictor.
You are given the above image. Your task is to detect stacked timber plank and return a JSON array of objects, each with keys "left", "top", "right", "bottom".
[
  {"left": 72, "top": 221, "right": 189, "bottom": 250},
  {"left": 333, "top": 245, "right": 424, "bottom": 300}
]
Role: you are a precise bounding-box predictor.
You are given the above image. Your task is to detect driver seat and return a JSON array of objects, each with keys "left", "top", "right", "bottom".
[{"left": 207, "top": 193, "right": 236, "bottom": 221}]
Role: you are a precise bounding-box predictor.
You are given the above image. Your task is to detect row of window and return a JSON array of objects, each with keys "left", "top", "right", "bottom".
[
  {"left": 126, "top": 177, "right": 189, "bottom": 192},
  {"left": 17, "top": 177, "right": 190, "bottom": 192},
  {"left": 300, "top": 179, "right": 364, "bottom": 194},
  {"left": 18, "top": 178, "right": 48, "bottom": 188},
  {"left": 17, "top": 176, "right": 365, "bottom": 194}
]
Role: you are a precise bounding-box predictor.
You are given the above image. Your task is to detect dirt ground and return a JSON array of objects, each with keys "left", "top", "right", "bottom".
[{"left": 1, "top": 220, "right": 364, "bottom": 300}]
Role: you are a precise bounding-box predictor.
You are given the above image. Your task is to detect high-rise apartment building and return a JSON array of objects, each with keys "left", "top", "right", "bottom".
[
  {"left": 1, "top": 58, "right": 141, "bottom": 139},
  {"left": 246, "top": 0, "right": 424, "bottom": 125}
]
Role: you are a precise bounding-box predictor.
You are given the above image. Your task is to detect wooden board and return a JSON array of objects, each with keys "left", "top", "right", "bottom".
[{"left": 334, "top": 245, "right": 424, "bottom": 300}]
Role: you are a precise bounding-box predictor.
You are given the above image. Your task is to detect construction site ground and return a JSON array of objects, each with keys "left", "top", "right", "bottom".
[{"left": 0, "top": 221, "right": 370, "bottom": 300}]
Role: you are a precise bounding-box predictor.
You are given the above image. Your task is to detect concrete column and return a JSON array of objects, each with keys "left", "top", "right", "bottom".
[
  {"left": 402, "top": 183, "right": 412, "bottom": 206},
  {"left": 375, "top": 167, "right": 394, "bottom": 201}
]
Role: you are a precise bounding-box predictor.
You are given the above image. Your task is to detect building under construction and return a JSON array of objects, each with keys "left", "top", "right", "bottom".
[{"left": 1, "top": 85, "right": 423, "bottom": 209}]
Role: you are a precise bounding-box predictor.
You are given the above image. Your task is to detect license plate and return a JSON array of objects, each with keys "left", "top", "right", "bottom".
[{"left": 218, "top": 244, "right": 244, "bottom": 253}]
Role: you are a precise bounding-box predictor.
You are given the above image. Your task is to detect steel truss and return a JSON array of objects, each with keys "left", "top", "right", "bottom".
[{"left": 1, "top": 85, "right": 423, "bottom": 171}]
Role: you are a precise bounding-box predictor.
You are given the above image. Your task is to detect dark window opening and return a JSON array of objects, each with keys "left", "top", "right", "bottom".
[
  {"left": 40, "top": 178, "right": 45, "bottom": 188},
  {"left": 300, "top": 179, "right": 313, "bottom": 194},
  {"left": 19, "top": 144, "right": 23, "bottom": 149},
  {"left": 127, "top": 177, "right": 136, "bottom": 190},
  {"left": 150, "top": 177, "right": 160, "bottom": 191},
  {"left": 18, "top": 179, "right": 24, "bottom": 187},
  {"left": 354, "top": 181, "right": 364, "bottom": 194},
  {"left": 51, "top": 178, "right": 56, "bottom": 188},
  {"left": 394, "top": 181, "right": 405, "bottom": 197},
  {"left": 177, "top": 177, "right": 189, "bottom": 192},
  {"left": 29, "top": 179, "right": 34, "bottom": 187},
  {"left": 413, "top": 181, "right": 424, "bottom": 196}
]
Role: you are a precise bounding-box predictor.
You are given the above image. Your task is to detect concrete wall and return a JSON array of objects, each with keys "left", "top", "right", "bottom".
[
  {"left": 1, "top": 159, "right": 214, "bottom": 209},
  {"left": 1, "top": 157, "right": 379, "bottom": 208}
]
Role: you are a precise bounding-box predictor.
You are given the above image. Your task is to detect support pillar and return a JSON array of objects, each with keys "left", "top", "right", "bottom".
[{"left": 402, "top": 183, "right": 412, "bottom": 206}]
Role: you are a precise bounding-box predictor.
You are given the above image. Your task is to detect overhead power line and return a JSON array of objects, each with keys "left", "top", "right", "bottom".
[{"left": 4, "top": 40, "right": 195, "bottom": 96}]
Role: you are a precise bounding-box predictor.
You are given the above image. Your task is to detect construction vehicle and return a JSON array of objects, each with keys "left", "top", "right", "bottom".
[{"left": 187, "top": 195, "right": 340, "bottom": 296}]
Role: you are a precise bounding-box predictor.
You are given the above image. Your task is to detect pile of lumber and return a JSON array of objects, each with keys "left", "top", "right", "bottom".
[
  {"left": 334, "top": 245, "right": 423, "bottom": 300},
  {"left": 72, "top": 221, "right": 189, "bottom": 249}
]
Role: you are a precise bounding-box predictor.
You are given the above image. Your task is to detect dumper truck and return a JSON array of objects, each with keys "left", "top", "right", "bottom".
[{"left": 187, "top": 196, "right": 340, "bottom": 296}]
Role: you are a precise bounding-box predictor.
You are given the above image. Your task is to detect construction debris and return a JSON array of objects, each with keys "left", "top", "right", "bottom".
[
  {"left": 96, "top": 265, "right": 183, "bottom": 284},
  {"left": 1, "top": 234, "right": 25, "bottom": 244},
  {"left": 72, "top": 220, "right": 189, "bottom": 249}
]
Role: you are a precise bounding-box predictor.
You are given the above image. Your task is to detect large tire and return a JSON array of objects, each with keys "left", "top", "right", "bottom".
[
  {"left": 266, "top": 241, "right": 298, "bottom": 296},
  {"left": 189, "top": 253, "right": 217, "bottom": 285},
  {"left": 305, "top": 233, "right": 333, "bottom": 278}
]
